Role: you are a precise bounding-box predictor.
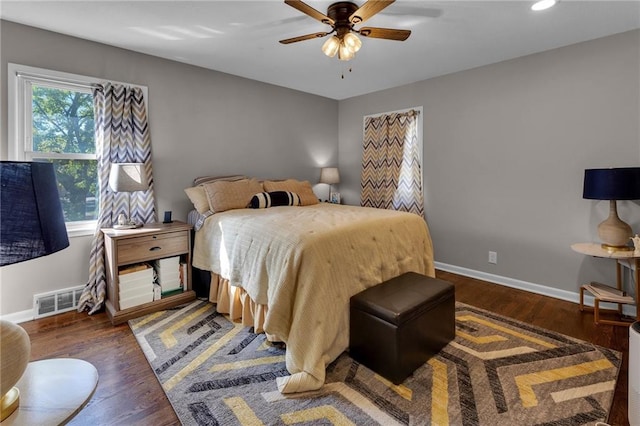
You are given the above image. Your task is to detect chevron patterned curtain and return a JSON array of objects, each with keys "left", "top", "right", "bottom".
[
  {"left": 361, "top": 110, "right": 424, "bottom": 217},
  {"left": 78, "top": 83, "right": 156, "bottom": 315}
]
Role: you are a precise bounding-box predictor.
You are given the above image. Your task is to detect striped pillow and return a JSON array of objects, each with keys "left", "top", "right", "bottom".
[
  {"left": 249, "top": 191, "right": 301, "bottom": 209},
  {"left": 262, "top": 179, "right": 319, "bottom": 206}
]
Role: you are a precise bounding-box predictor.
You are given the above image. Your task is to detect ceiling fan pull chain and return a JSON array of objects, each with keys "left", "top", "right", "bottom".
[{"left": 340, "top": 63, "right": 354, "bottom": 80}]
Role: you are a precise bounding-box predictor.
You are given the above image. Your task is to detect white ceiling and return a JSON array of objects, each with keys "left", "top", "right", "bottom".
[{"left": 2, "top": 1, "right": 639, "bottom": 100}]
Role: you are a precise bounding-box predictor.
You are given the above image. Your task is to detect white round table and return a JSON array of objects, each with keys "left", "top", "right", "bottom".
[{"left": 2, "top": 358, "right": 98, "bottom": 425}]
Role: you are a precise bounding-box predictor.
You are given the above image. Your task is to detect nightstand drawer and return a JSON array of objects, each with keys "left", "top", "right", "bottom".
[{"left": 118, "top": 231, "right": 188, "bottom": 264}]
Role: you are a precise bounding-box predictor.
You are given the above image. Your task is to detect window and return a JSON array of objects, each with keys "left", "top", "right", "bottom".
[{"left": 9, "top": 64, "right": 101, "bottom": 236}]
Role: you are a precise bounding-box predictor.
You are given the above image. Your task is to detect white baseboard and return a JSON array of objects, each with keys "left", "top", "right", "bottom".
[
  {"left": 1, "top": 264, "right": 634, "bottom": 324},
  {"left": 1, "top": 309, "right": 35, "bottom": 324},
  {"left": 435, "top": 261, "right": 636, "bottom": 318}
]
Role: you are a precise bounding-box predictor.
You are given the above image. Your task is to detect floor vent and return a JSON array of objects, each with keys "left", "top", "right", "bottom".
[{"left": 33, "top": 285, "right": 84, "bottom": 319}]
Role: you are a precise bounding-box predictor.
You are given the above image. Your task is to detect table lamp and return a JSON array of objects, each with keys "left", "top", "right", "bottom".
[
  {"left": 320, "top": 167, "right": 340, "bottom": 202},
  {"left": 0, "top": 161, "right": 70, "bottom": 420},
  {"left": 108, "top": 163, "right": 149, "bottom": 229},
  {"left": 583, "top": 167, "right": 640, "bottom": 251}
]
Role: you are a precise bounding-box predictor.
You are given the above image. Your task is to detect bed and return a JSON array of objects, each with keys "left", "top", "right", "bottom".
[{"left": 188, "top": 177, "right": 435, "bottom": 393}]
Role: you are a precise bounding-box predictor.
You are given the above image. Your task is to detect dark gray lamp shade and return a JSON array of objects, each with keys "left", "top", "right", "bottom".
[
  {"left": 0, "top": 161, "right": 70, "bottom": 267},
  {"left": 583, "top": 167, "right": 640, "bottom": 200}
]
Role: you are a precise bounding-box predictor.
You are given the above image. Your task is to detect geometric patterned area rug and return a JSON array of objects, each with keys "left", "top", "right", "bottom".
[{"left": 129, "top": 300, "right": 621, "bottom": 425}]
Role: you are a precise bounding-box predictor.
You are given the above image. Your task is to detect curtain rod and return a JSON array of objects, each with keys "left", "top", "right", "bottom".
[{"left": 364, "top": 108, "right": 421, "bottom": 120}]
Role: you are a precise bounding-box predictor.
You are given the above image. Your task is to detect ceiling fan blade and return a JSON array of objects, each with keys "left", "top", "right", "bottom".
[
  {"left": 279, "top": 32, "right": 329, "bottom": 44},
  {"left": 284, "top": 0, "right": 334, "bottom": 26},
  {"left": 358, "top": 27, "right": 411, "bottom": 41},
  {"left": 349, "top": 0, "right": 395, "bottom": 24}
]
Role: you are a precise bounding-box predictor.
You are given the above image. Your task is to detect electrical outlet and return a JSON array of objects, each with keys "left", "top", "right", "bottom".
[{"left": 488, "top": 251, "right": 497, "bottom": 264}]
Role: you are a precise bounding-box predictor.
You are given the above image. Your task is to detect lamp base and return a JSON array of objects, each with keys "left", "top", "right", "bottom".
[
  {"left": 0, "top": 387, "right": 19, "bottom": 421},
  {"left": 0, "top": 320, "right": 30, "bottom": 423},
  {"left": 601, "top": 243, "right": 634, "bottom": 253},
  {"left": 598, "top": 200, "right": 632, "bottom": 248},
  {"left": 113, "top": 223, "right": 141, "bottom": 230},
  {"left": 113, "top": 224, "right": 136, "bottom": 229}
]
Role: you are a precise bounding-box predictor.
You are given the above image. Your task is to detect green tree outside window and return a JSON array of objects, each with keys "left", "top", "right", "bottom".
[{"left": 31, "top": 86, "right": 98, "bottom": 222}]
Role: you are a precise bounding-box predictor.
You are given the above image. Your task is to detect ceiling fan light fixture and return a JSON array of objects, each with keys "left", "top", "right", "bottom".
[
  {"left": 338, "top": 41, "right": 355, "bottom": 61},
  {"left": 343, "top": 32, "right": 362, "bottom": 53},
  {"left": 531, "top": 0, "right": 557, "bottom": 11},
  {"left": 322, "top": 35, "right": 340, "bottom": 57},
  {"left": 281, "top": 0, "right": 410, "bottom": 63}
]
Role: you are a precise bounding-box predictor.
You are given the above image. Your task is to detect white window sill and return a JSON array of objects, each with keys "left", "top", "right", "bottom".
[{"left": 67, "top": 222, "right": 97, "bottom": 238}]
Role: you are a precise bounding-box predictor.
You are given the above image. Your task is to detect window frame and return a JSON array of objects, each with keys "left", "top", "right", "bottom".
[{"left": 7, "top": 64, "right": 148, "bottom": 238}]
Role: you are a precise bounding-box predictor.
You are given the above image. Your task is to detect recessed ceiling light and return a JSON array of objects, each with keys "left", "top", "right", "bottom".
[{"left": 531, "top": 0, "right": 557, "bottom": 11}]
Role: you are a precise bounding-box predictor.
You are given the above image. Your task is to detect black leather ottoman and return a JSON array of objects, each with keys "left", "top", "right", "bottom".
[{"left": 349, "top": 272, "right": 455, "bottom": 384}]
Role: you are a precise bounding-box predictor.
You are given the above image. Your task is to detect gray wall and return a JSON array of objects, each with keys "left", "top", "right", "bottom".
[
  {"left": 2, "top": 19, "right": 638, "bottom": 317},
  {"left": 0, "top": 20, "right": 338, "bottom": 316},
  {"left": 338, "top": 30, "right": 640, "bottom": 295}
]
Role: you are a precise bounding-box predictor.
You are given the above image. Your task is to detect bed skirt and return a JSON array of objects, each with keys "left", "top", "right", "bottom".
[{"left": 208, "top": 272, "right": 272, "bottom": 338}]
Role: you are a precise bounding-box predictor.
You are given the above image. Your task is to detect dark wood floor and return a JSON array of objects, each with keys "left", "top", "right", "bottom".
[{"left": 20, "top": 270, "right": 630, "bottom": 426}]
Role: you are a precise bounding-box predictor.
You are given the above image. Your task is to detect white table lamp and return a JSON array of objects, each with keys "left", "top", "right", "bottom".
[
  {"left": 320, "top": 167, "right": 340, "bottom": 201},
  {"left": 109, "top": 163, "right": 149, "bottom": 229}
]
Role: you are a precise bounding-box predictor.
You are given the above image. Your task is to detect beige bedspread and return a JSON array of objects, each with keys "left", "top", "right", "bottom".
[{"left": 192, "top": 203, "right": 434, "bottom": 393}]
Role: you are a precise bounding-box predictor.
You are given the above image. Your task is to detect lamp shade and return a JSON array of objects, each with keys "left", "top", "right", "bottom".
[
  {"left": 322, "top": 36, "right": 340, "bottom": 58},
  {"left": 109, "top": 163, "right": 149, "bottom": 193},
  {"left": 583, "top": 168, "right": 640, "bottom": 200},
  {"left": 0, "top": 161, "right": 70, "bottom": 267},
  {"left": 343, "top": 32, "right": 362, "bottom": 53},
  {"left": 338, "top": 42, "right": 355, "bottom": 61},
  {"left": 320, "top": 167, "right": 340, "bottom": 185}
]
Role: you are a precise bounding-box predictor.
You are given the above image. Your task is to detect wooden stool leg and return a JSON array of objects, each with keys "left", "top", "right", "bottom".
[
  {"left": 594, "top": 298, "right": 600, "bottom": 324},
  {"left": 616, "top": 261, "right": 623, "bottom": 315},
  {"left": 635, "top": 259, "right": 640, "bottom": 322}
]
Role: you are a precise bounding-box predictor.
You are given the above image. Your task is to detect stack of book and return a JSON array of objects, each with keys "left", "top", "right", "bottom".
[
  {"left": 118, "top": 263, "right": 154, "bottom": 309},
  {"left": 583, "top": 282, "right": 635, "bottom": 304},
  {"left": 179, "top": 262, "right": 187, "bottom": 289},
  {"left": 156, "top": 256, "right": 183, "bottom": 295}
]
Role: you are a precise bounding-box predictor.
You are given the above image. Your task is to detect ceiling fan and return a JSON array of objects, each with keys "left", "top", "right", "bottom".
[{"left": 279, "top": 0, "right": 411, "bottom": 61}]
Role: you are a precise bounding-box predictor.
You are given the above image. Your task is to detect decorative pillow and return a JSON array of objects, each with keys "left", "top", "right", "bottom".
[
  {"left": 262, "top": 179, "right": 319, "bottom": 206},
  {"left": 203, "top": 178, "right": 263, "bottom": 213},
  {"left": 184, "top": 186, "right": 210, "bottom": 214},
  {"left": 249, "top": 191, "right": 301, "bottom": 209}
]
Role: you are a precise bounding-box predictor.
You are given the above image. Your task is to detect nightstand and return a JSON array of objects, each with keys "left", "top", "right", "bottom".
[
  {"left": 102, "top": 221, "right": 196, "bottom": 325},
  {"left": 572, "top": 242, "right": 639, "bottom": 326}
]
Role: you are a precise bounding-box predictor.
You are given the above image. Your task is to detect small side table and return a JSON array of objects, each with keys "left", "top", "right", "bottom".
[
  {"left": 102, "top": 221, "right": 195, "bottom": 325},
  {"left": 572, "top": 242, "right": 640, "bottom": 326},
  {"left": 2, "top": 358, "right": 98, "bottom": 425}
]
